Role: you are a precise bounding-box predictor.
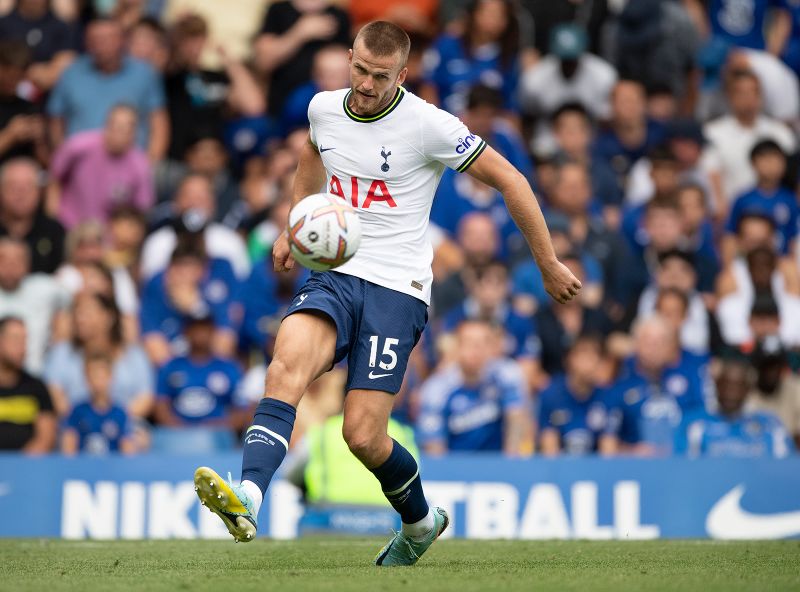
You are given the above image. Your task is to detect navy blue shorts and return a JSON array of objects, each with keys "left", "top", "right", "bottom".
[{"left": 283, "top": 271, "right": 428, "bottom": 394}]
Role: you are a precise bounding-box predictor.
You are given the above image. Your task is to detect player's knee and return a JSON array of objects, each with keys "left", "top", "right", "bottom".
[
  {"left": 263, "top": 357, "right": 308, "bottom": 403},
  {"left": 342, "top": 421, "right": 380, "bottom": 462}
]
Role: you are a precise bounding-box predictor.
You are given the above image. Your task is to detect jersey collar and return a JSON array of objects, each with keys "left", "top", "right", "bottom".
[{"left": 343, "top": 86, "right": 405, "bottom": 123}]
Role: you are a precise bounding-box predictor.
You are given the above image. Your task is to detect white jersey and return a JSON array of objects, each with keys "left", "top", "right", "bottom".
[{"left": 308, "top": 86, "right": 486, "bottom": 304}]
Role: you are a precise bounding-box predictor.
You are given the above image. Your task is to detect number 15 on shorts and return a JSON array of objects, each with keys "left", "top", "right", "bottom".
[{"left": 368, "top": 335, "right": 399, "bottom": 371}]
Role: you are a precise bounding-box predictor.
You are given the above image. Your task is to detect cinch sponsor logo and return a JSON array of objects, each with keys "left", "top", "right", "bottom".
[{"left": 456, "top": 134, "right": 477, "bottom": 154}]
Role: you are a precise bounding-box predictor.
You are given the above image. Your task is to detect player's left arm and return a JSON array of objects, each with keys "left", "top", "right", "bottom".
[
  {"left": 274, "top": 134, "right": 328, "bottom": 272},
  {"left": 465, "top": 147, "right": 582, "bottom": 303}
]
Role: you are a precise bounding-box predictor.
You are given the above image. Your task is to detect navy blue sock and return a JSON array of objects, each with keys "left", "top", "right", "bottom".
[
  {"left": 240, "top": 397, "right": 296, "bottom": 495},
  {"left": 369, "top": 439, "right": 430, "bottom": 524}
]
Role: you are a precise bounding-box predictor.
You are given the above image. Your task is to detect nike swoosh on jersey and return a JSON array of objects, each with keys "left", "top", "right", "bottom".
[
  {"left": 319, "top": 147, "right": 336, "bottom": 152},
  {"left": 368, "top": 371, "right": 393, "bottom": 379},
  {"left": 706, "top": 484, "right": 800, "bottom": 539}
]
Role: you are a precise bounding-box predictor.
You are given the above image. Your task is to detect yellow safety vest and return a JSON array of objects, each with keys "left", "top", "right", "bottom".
[{"left": 304, "top": 415, "right": 419, "bottom": 505}]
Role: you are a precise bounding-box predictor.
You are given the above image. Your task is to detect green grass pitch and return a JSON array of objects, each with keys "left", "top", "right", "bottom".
[{"left": 1, "top": 539, "right": 798, "bottom": 591}]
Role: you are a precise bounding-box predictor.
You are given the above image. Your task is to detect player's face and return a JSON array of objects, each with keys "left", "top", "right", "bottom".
[{"left": 348, "top": 41, "right": 407, "bottom": 115}]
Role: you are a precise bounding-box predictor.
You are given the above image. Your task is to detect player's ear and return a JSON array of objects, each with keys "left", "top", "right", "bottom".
[
  {"left": 396, "top": 67, "right": 408, "bottom": 86},
  {"left": 348, "top": 49, "right": 353, "bottom": 65}
]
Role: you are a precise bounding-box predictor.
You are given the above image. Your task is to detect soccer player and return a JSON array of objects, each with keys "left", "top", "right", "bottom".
[{"left": 194, "top": 21, "right": 581, "bottom": 566}]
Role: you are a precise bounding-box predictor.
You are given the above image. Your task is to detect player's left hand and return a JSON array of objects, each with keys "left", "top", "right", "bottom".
[
  {"left": 542, "top": 259, "right": 582, "bottom": 304},
  {"left": 273, "top": 231, "right": 296, "bottom": 272}
]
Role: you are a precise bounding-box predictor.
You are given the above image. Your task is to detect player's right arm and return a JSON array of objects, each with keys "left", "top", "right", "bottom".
[{"left": 273, "top": 134, "right": 327, "bottom": 272}]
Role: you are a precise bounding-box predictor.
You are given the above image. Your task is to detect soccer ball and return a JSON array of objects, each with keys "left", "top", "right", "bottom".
[{"left": 287, "top": 193, "right": 362, "bottom": 271}]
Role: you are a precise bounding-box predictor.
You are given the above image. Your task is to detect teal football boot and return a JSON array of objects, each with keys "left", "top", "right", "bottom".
[{"left": 374, "top": 507, "right": 449, "bottom": 566}]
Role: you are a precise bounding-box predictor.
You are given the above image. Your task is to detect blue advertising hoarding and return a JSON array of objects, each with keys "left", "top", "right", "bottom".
[{"left": 1, "top": 454, "right": 799, "bottom": 540}]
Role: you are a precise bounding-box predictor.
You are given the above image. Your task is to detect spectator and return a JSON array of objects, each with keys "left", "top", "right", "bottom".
[
  {"left": 676, "top": 357, "right": 793, "bottom": 458},
  {"left": 692, "top": 0, "right": 788, "bottom": 51},
  {"left": 153, "top": 313, "right": 244, "bottom": 427},
  {"left": 238, "top": 257, "right": 307, "bottom": 356},
  {"left": 548, "top": 161, "right": 629, "bottom": 301},
  {"left": 61, "top": 353, "right": 136, "bottom": 455},
  {"left": 421, "top": 0, "right": 521, "bottom": 113},
  {"left": 157, "top": 135, "right": 241, "bottom": 223},
  {"left": 701, "top": 69, "right": 795, "bottom": 207},
  {"left": 461, "top": 84, "right": 534, "bottom": 183},
  {"left": 520, "top": 24, "right": 617, "bottom": 122},
  {"left": 593, "top": 80, "right": 665, "bottom": 182},
  {"left": 716, "top": 247, "right": 800, "bottom": 347},
  {"left": 44, "top": 291, "right": 153, "bottom": 418},
  {"left": 105, "top": 205, "right": 148, "bottom": 281},
  {"left": 439, "top": 260, "right": 541, "bottom": 385},
  {"left": 519, "top": 0, "right": 609, "bottom": 58},
  {"left": 722, "top": 140, "right": 798, "bottom": 262},
  {"left": 0, "top": 316, "right": 55, "bottom": 453},
  {"left": 0, "top": 157, "right": 65, "bottom": 274},
  {"left": 47, "top": 17, "right": 168, "bottom": 161},
  {"left": 0, "top": 41, "right": 47, "bottom": 165},
  {"left": 432, "top": 212, "right": 499, "bottom": 318},
  {"left": 348, "top": 0, "right": 437, "bottom": 35},
  {"left": 0, "top": 237, "right": 69, "bottom": 373},
  {"left": 140, "top": 244, "right": 240, "bottom": 365},
  {"left": 417, "top": 319, "right": 531, "bottom": 454},
  {"left": 746, "top": 338, "right": 800, "bottom": 447},
  {"left": 606, "top": 316, "right": 707, "bottom": 455},
  {"left": 534, "top": 253, "right": 611, "bottom": 376},
  {"left": 549, "top": 103, "right": 621, "bottom": 212},
  {"left": 615, "top": 0, "right": 699, "bottom": 101},
  {"left": 635, "top": 250, "right": 716, "bottom": 356},
  {"left": 538, "top": 333, "right": 620, "bottom": 456},
  {"left": 54, "top": 221, "right": 140, "bottom": 338},
  {"left": 141, "top": 174, "right": 250, "bottom": 281},
  {"left": 127, "top": 17, "right": 169, "bottom": 73},
  {"left": 281, "top": 44, "right": 349, "bottom": 135},
  {"left": 625, "top": 120, "right": 713, "bottom": 212},
  {"left": 49, "top": 104, "right": 154, "bottom": 229},
  {"left": 430, "top": 170, "right": 523, "bottom": 263},
  {"left": 623, "top": 144, "right": 682, "bottom": 208},
  {"left": 677, "top": 183, "right": 719, "bottom": 266},
  {"left": 254, "top": 0, "right": 350, "bottom": 118},
  {"left": 0, "top": 0, "right": 78, "bottom": 92},
  {"left": 620, "top": 197, "right": 719, "bottom": 305},
  {"left": 512, "top": 215, "right": 605, "bottom": 314},
  {"left": 164, "top": 13, "right": 265, "bottom": 161}
]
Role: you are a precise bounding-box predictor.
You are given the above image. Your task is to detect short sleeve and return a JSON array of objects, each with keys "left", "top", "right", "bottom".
[
  {"left": 127, "top": 346, "right": 155, "bottom": 394},
  {"left": 155, "top": 363, "right": 173, "bottom": 400},
  {"left": 46, "top": 69, "right": 69, "bottom": 117},
  {"left": 307, "top": 93, "right": 321, "bottom": 148},
  {"left": 498, "top": 364, "right": 527, "bottom": 411},
  {"left": 139, "top": 276, "right": 168, "bottom": 335},
  {"left": 416, "top": 378, "right": 449, "bottom": 445},
  {"left": 64, "top": 406, "right": 80, "bottom": 430},
  {"left": 144, "top": 65, "right": 166, "bottom": 112},
  {"left": 536, "top": 388, "right": 555, "bottom": 429},
  {"left": 421, "top": 104, "right": 486, "bottom": 172},
  {"left": 32, "top": 379, "right": 54, "bottom": 414}
]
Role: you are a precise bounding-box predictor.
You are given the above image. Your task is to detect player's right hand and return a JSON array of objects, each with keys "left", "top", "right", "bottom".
[{"left": 273, "top": 231, "right": 296, "bottom": 272}]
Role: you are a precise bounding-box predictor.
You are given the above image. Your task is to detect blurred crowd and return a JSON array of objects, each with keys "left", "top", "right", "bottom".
[{"left": 0, "top": 0, "right": 799, "bottom": 462}]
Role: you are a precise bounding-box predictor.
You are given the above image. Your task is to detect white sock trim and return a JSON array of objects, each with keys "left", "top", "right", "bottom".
[{"left": 246, "top": 425, "right": 289, "bottom": 451}]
